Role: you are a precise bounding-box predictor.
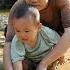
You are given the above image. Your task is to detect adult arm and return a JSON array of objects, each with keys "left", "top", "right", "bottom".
[
  {"left": 37, "top": 0, "right": 70, "bottom": 70},
  {"left": 3, "top": 1, "right": 24, "bottom": 70},
  {"left": 37, "top": 29, "right": 70, "bottom": 70},
  {"left": 4, "top": 42, "right": 13, "bottom": 70}
]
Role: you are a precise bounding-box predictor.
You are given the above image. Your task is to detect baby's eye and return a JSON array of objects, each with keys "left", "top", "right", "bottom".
[
  {"left": 25, "top": 31, "right": 29, "bottom": 33},
  {"left": 16, "top": 30, "right": 20, "bottom": 32}
]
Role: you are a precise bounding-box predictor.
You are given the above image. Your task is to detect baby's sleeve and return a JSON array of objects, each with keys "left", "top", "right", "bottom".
[
  {"left": 45, "top": 27, "right": 60, "bottom": 44},
  {"left": 11, "top": 36, "right": 25, "bottom": 63},
  {"left": 41, "top": 26, "right": 60, "bottom": 44}
]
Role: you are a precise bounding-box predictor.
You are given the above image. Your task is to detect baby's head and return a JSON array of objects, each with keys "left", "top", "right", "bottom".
[{"left": 13, "top": 4, "right": 42, "bottom": 45}]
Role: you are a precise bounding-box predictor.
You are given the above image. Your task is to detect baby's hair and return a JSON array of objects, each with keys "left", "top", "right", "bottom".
[{"left": 13, "top": 4, "right": 40, "bottom": 23}]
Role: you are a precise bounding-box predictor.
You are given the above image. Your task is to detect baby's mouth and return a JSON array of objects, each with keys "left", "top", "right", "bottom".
[
  {"left": 22, "top": 38, "right": 28, "bottom": 42},
  {"left": 30, "top": 3, "right": 40, "bottom": 7}
]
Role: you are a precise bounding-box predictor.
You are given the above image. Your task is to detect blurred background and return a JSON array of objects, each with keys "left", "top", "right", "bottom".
[{"left": 0, "top": 0, "right": 16, "bottom": 70}]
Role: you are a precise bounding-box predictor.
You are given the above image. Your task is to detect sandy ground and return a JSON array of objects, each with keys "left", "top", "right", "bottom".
[
  {"left": 0, "top": 31, "right": 5, "bottom": 70},
  {"left": 0, "top": 49, "right": 3, "bottom": 62},
  {"left": 0, "top": 48, "right": 4, "bottom": 70},
  {"left": 55, "top": 48, "right": 70, "bottom": 70},
  {"left": 0, "top": 48, "right": 70, "bottom": 70}
]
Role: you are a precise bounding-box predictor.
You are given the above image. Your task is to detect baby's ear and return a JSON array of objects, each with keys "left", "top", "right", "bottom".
[{"left": 38, "top": 22, "right": 42, "bottom": 29}]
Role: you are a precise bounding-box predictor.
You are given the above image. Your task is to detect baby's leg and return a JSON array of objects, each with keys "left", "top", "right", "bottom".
[
  {"left": 22, "top": 59, "right": 29, "bottom": 70},
  {"left": 13, "top": 61, "right": 23, "bottom": 70},
  {"left": 22, "top": 59, "right": 38, "bottom": 70}
]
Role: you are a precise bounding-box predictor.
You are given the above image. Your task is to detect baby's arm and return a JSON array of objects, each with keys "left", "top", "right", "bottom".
[
  {"left": 13, "top": 61, "right": 23, "bottom": 70},
  {"left": 11, "top": 35, "right": 26, "bottom": 70}
]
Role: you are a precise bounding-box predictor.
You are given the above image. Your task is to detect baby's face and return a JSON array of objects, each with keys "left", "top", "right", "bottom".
[{"left": 13, "top": 17, "right": 40, "bottom": 45}]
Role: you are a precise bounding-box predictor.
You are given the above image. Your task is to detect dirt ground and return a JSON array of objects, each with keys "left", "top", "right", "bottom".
[
  {"left": 0, "top": 48, "right": 4, "bottom": 70},
  {"left": 0, "top": 48, "right": 70, "bottom": 70}
]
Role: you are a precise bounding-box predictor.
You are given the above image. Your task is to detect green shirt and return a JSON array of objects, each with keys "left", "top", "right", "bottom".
[{"left": 11, "top": 26, "right": 60, "bottom": 63}]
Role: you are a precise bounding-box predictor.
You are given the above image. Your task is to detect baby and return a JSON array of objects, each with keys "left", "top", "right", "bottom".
[{"left": 11, "top": 4, "right": 60, "bottom": 70}]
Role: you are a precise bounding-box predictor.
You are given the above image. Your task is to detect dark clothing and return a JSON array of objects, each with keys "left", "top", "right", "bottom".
[
  {"left": 4, "top": 24, "right": 7, "bottom": 37},
  {"left": 6, "top": 0, "right": 70, "bottom": 41}
]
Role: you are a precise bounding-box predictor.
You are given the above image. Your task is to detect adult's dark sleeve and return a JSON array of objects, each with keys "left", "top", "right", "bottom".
[{"left": 55, "top": 0, "right": 70, "bottom": 28}]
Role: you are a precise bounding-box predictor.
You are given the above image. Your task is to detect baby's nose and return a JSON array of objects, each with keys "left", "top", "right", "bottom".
[{"left": 31, "top": 0, "right": 38, "bottom": 3}]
